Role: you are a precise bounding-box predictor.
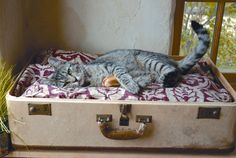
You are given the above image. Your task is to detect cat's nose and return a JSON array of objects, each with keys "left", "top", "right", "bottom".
[
  {"left": 76, "top": 77, "right": 82, "bottom": 82},
  {"left": 67, "top": 76, "right": 77, "bottom": 82}
]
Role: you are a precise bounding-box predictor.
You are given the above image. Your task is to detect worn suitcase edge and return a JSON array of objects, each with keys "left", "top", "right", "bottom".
[
  {"left": 204, "top": 57, "right": 236, "bottom": 101},
  {"left": 6, "top": 56, "right": 236, "bottom": 153},
  {"left": 11, "top": 144, "right": 235, "bottom": 154},
  {"left": 6, "top": 95, "right": 236, "bottom": 152}
]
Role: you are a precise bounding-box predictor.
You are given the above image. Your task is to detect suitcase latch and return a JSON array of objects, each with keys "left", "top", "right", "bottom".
[
  {"left": 197, "top": 107, "right": 221, "bottom": 119},
  {"left": 119, "top": 104, "right": 131, "bottom": 126},
  {"left": 96, "top": 114, "right": 112, "bottom": 123},
  {"left": 136, "top": 115, "right": 152, "bottom": 123},
  {"left": 28, "top": 103, "right": 51, "bottom": 116}
]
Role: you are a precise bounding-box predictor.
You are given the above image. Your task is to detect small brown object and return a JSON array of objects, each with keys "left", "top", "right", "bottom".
[{"left": 102, "top": 75, "right": 120, "bottom": 87}]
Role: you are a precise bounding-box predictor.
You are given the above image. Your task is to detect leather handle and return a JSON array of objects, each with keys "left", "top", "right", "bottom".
[{"left": 98, "top": 122, "right": 147, "bottom": 140}]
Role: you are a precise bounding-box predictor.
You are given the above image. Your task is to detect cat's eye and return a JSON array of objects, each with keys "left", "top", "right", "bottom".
[
  {"left": 82, "top": 81, "right": 90, "bottom": 87},
  {"left": 68, "top": 68, "right": 72, "bottom": 75}
]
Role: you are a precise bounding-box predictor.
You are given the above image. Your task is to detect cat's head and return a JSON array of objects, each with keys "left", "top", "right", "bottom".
[{"left": 48, "top": 57, "right": 90, "bottom": 87}]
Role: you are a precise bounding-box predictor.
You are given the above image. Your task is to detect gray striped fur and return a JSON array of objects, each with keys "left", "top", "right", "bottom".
[{"left": 46, "top": 21, "right": 209, "bottom": 94}]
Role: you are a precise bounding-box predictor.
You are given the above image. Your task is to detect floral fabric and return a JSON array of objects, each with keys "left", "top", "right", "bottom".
[{"left": 14, "top": 49, "right": 233, "bottom": 102}]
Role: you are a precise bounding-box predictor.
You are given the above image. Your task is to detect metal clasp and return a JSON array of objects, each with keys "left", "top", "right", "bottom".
[
  {"left": 28, "top": 103, "right": 51, "bottom": 116},
  {"left": 96, "top": 114, "right": 112, "bottom": 123},
  {"left": 119, "top": 104, "right": 131, "bottom": 126},
  {"left": 197, "top": 107, "right": 221, "bottom": 119},
  {"left": 136, "top": 115, "right": 152, "bottom": 123}
]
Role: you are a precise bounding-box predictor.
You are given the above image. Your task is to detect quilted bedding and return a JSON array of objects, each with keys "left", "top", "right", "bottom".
[{"left": 14, "top": 49, "right": 233, "bottom": 102}]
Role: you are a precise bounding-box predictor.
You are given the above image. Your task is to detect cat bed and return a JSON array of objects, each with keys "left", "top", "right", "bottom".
[{"left": 13, "top": 49, "right": 233, "bottom": 102}]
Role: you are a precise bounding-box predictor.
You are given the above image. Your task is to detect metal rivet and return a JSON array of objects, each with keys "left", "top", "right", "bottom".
[
  {"left": 213, "top": 111, "right": 218, "bottom": 115},
  {"left": 29, "top": 106, "right": 35, "bottom": 113}
]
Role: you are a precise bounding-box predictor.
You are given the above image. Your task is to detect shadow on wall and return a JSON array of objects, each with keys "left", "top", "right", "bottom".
[
  {"left": 0, "top": 0, "right": 26, "bottom": 69},
  {"left": 0, "top": 0, "right": 86, "bottom": 72},
  {"left": 26, "top": 0, "right": 85, "bottom": 53}
]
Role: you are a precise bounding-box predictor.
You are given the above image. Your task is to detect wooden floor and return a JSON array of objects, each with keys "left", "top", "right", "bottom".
[{"left": 6, "top": 149, "right": 236, "bottom": 158}]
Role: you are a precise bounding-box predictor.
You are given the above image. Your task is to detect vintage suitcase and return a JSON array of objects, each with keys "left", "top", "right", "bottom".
[{"left": 6, "top": 50, "right": 236, "bottom": 152}]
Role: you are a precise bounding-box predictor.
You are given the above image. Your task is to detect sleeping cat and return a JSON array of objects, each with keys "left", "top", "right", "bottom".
[{"left": 45, "top": 20, "right": 210, "bottom": 94}]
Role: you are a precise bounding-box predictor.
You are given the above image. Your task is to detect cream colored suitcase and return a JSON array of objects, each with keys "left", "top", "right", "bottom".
[{"left": 6, "top": 58, "right": 236, "bottom": 152}]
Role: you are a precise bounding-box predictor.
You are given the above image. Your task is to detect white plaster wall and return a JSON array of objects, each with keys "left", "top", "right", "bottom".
[
  {"left": 0, "top": 0, "right": 175, "bottom": 68},
  {"left": 27, "top": 0, "right": 175, "bottom": 54}
]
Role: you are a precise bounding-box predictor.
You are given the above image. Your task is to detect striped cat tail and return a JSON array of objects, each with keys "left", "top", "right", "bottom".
[{"left": 178, "top": 20, "right": 210, "bottom": 74}]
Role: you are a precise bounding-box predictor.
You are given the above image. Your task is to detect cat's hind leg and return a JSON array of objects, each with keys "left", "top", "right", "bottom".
[
  {"left": 141, "top": 59, "right": 180, "bottom": 87},
  {"left": 159, "top": 67, "right": 181, "bottom": 87}
]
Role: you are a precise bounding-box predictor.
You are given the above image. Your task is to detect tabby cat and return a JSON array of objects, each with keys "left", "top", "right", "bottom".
[{"left": 45, "top": 21, "right": 210, "bottom": 94}]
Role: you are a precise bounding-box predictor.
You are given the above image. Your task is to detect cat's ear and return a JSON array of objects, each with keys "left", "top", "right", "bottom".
[{"left": 48, "top": 57, "right": 63, "bottom": 67}]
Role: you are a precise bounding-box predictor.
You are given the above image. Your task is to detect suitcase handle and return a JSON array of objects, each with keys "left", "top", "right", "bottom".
[{"left": 98, "top": 122, "right": 147, "bottom": 140}]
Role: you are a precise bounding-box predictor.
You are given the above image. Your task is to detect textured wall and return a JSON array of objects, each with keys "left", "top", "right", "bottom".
[
  {"left": 0, "top": 0, "right": 175, "bottom": 68},
  {"left": 26, "top": 0, "right": 175, "bottom": 54}
]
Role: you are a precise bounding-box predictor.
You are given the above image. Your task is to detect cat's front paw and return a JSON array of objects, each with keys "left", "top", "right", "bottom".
[
  {"left": 127, "top": 84, "right": 140, "bottom": 94},
  {"left": 134, "top": 75, "right": 152, "bottom": 88},
  {"left": 122, "top": 81, "right": 140, "bottom": 94}
]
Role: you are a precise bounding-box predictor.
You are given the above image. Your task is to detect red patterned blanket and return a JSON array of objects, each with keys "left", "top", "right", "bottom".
[{"left": 14, "top": 49, "right": 233, "bottom": 102}]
